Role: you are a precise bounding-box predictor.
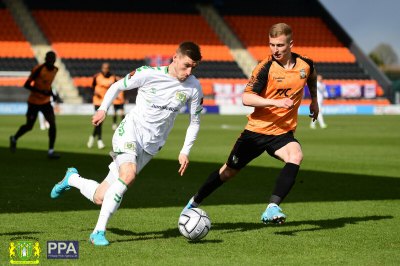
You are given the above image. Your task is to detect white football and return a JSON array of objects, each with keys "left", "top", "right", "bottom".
[{"left": 178, "top": 208, "right": 211, "bottom": 241}]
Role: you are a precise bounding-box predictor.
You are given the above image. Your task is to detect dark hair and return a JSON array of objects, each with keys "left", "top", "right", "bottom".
[
  {"left": 177, "top": 41, "right": 202, "bottom": 62},
  {"left": 45, "top": 51, "right": 56, "bottom": 59}
]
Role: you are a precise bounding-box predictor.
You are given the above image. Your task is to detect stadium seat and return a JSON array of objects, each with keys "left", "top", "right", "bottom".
[
  {"left": 0, "top": 58, "right": 37, "bottom": 71},
  {"left": 32, "top": 11, "right": 232, "bottom": 61},
  {"left": 0, "top": 10, "right": 34, "bottom": 58}
]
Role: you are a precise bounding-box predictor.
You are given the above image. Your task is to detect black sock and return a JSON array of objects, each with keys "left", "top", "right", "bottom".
[
  {"left": 48, "top": 124, "right": 56, "bottom": 150},
  {"left": 15, "top": 124, "right": 33, "bottom": 139},
  {"left": 269, "top": 163, "right": 299, "bottom": 205},
  {"left": 193, "top": 170, "right": 224, "bottom": 205}
]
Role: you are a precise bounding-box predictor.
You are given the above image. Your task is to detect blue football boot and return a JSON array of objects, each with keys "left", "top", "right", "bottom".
[
  {"left": 50, "top": 167, "right": 78, "bottom": 199},
  {"left": 89, "top": 231, "right": 109, "bottom": 246},
  {"left": 261, "top": 203, "right": 287, "bottom": 224},
  {"left": 181, "top": 197, "right": 198, "bottom": 214}
]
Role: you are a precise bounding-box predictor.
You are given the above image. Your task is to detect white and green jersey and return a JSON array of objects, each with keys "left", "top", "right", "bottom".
[{"left": 99, "top": 65, "right": 203, "bottom": 156}]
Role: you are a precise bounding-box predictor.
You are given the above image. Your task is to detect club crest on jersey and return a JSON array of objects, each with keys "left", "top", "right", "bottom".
[
  {"left": 300, "top": 69, "right": 306, "bottom": 79},
  {"left": 175, "top": 91, "right": 187, "bottom": 103}
]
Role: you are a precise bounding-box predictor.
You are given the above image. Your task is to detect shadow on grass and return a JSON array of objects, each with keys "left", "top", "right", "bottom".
[
  {"left": 105, "top": 215, "right": 392, "bottom": 243},
  {"left": 274, "top": 215, "right": 393, "bottom": 236},
  {"left": 1, "top": 147, "right": 400, "bottom": 213},
  {"left": 0, "top": 231, "right": 43, "bottom": 236},
  {"left": 108, "top": 227, "right": 224, "bottom": 244}
]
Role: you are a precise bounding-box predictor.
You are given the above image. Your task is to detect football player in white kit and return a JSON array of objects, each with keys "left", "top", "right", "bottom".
[
  {"left": 310, "top": 74, "right": 327, "bottom": 129},
  {"left": 50, "top": 42, "right": 203, "bottom": 246}
]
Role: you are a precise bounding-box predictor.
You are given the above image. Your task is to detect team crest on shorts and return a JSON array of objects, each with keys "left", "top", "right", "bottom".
[
  {"left": 299, "top": 69, "right": 306, "bottom": 79},
  {"left": 9, "top": 237, "right": 41, "bottom": 264},
  {"left": 124, "top": 142, "right": 136, "bottom": 152},
  {"left": 232, "top": 155, "right": 239, "bottom": 164},
  {"left": 175, "top": 91, "right": 187, "bottom": 103}
]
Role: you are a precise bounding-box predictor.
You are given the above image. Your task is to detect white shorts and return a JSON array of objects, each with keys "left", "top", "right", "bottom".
[{"left": 105, "top": 116, "right": 153, "bottom": 184}]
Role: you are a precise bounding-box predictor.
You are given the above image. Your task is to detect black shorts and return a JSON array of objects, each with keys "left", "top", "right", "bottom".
[
  {"left": 94, "top": 105, "right": 100, "bottom": 111},
  {"left": 113, "top": 104, "right": 124, "bottom": 111},
  {"left": 26, "top": 102, "right": 55, "bottom": 123},
  {"left": 226, "top": 130, "right": 299, "bottom": 170}
]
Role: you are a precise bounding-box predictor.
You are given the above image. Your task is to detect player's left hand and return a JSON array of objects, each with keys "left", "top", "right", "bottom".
[
  {"left": 178, "top": 153, "right": 189, "bottom": 176},
  {"left": 309, "top": 100, "right": 319, "bottom": 122},
  {"left": 92, "top": 110, "right": 106, "bottom": 126}
]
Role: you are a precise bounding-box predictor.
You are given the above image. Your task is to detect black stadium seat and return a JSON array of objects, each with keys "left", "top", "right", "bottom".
[
  {"left": 215, "top": 0, "right": 320, "bottom": 16},
  {"left": 0, "top": 58, "right": 38, "bottom": 71},
  {"left": 64, "top": 58, "right": 247, "bottom": 79},
  {"left": 0, "top": 87, "right": 30, "bottom": 102},
  {"left": 315, "top": 63, "right": 370, "bottom": 80},
  {"left": 24, "top": 0, "right": 199, "bottom": 13},
  {"left": 193, "top": 61, "right": 247, "bottom": 79},
  {"left": 63, "top": 59, "right": 146, "bottom": 77}
]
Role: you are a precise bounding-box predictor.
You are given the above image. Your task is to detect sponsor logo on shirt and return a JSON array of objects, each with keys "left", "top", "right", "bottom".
[
  {"left": 151, "top": 104, "right": 179, "bottom": 112},
  {"left": 273, "top": 76, "right": 285, "bottom": 82}
]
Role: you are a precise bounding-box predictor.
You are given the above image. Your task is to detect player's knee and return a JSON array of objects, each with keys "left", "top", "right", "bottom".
[
  {"left": 289, "top": 151, "right": 303, "bottom": 165},
  {"left": 93, "top": 195, "right": 103, "bottom": 205},
  {"left": 119, "top": 164, "right": 136, "bottom": 185}
]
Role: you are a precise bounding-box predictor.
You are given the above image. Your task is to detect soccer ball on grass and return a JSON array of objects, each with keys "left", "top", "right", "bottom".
[{"left": 178, "top": 208, "right": 211, "bottom": 241}]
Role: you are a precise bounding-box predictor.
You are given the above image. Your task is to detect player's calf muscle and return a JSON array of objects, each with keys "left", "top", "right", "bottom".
[
  {"left": 93, "top": 182, "right": 110, "bottom": 205},
  {"left": 118, "top": 163, "right": 136, "bottom": 185}
]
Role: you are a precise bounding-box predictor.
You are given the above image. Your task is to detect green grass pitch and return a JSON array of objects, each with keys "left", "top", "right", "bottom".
[{"left": 0, "top": 114, "right": 399, "bottom": 265}]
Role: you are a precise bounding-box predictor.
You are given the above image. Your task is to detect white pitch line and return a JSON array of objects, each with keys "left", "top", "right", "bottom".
[{"left": 220, "top": 124, "right": 243, "bottom": 130}]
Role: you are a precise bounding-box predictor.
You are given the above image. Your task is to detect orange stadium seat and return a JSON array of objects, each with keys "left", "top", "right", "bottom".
[
  {"left": 224, "top": 16, "right": 355, "bottom": 63},
  {"left": 32, "top": 10, "right": 233, "bottom": 61},
  {"left": 0, "top": 10, "right": 34, "bottom": 58},
  {"left": 0, "top": 77, "right": 26, "bottom": 87},
  {"left": 248, "top": 46, "right": 355, "bottom": 63}
]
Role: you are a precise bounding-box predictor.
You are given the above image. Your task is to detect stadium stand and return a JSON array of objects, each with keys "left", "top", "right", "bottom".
[
  {"left": 0, "top": 1, "right": 36, "bottom": 101},
  {"left": 24, "top": 0, "right": 246, "bottom": 102},
  {"left": 0, "top": 0, "right": 389, "bottom": 105},
  {"left": 213, "top": 0, "right": 385, "bottom": 100}
]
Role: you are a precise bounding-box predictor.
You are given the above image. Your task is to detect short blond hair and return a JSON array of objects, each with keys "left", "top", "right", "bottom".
[{"left": 269, "top": 23, "right": 292, "bottom": 40}]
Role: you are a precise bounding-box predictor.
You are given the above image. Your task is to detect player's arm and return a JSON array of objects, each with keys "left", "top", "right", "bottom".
[
  {"left": 243, "top": 93, "right": 293, "bottom": 108},
  {"left": 242, "top": 62, "right": 293, "bottom": 109},
  {"left": 178, "top": 86, "right": 203, "bottom": 176},
  {"left": 91, "top": 75, "right": 97, "bottom": 94},
  {"left": 307, "top": 69, "right": 319, "bottom": 121},
  {"left": 92, "top": 70, "right": 145, "bottom": 126}
]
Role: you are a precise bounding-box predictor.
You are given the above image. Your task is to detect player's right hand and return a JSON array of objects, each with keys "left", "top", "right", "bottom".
[
  {"left": 92, "top": 110, "right": 106, "bottom": 126},
  {"left": 274, "top": 98, "right": 294, "bottom": 109}
]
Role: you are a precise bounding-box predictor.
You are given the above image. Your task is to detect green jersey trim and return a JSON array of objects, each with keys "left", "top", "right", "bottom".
[{"left": 123, "top": 75, "right": 128, "bottom": 88}]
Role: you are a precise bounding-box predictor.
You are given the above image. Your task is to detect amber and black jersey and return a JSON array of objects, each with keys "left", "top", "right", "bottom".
[
  {"left": 244, "top": 53, "right": 314, "bottom": 135},
  {"left": 27, "top": 64, "right": 58, "bottom": 105},
  {"left": 92, "top": 73, "right": 117, "bottom": 106}
]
